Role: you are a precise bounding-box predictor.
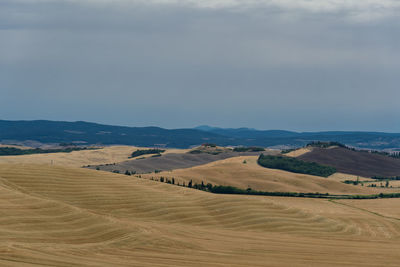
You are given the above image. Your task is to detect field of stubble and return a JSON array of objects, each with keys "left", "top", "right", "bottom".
[{"left": 0, "top": 163, "right": 399, "bottom": 266}]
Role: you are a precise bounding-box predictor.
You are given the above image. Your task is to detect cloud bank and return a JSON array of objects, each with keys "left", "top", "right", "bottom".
[
  {"left": 0, "top": 0, "right": 399, "bottom": 131},
  {"left": 8, "top": 0, "right": 400, "bottom": 21}
]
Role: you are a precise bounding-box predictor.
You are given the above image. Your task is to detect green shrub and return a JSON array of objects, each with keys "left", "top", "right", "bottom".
[
  {"left": 188, "top": 150, "right": 203, "bottom": 154},
  {"left": 0, "top": 146, "right": 97, "bottom": 156},
  {"left": 202, "top": 143, "right": 217, "bottom": 147},
  {"left": 257, "top": 154, "right": 336, "bottom": 177},
  {"left": 342, "top": 180, "right": 359, "bottom": 185},
  {"left": 307, "top": 141, "right": 347, "bottom": 148},
  {"left": 233, "top": 146, "right": 265, "bottom": 152},
  {"left": 372, "top": 176, "right": 400, "bottom": 180},
  {"left": 130, "top": 149, "right": 165, "bottom": 158}
]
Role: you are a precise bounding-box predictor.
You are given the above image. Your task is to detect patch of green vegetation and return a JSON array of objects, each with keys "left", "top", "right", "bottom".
[
  {"left": 371, "top": 176, "right": 400, "bottom": 180},
  {"left": 188, "top": 149, "right": 222, "bottom": 155},
  {"left": 342, "top": 180, "right": 360, "bottom": 185},
  {"left": 233, "top": 146, "right": 265, "bottom": 152},
  {"left": 257, "top": 154, "right": 337, "bottom": 177},
  {"left": 391, "top": 152, "right": 400, "bottom": 158},
  {"left": 0, "top": 146, "right": 96, "bottom": 156},
  {"left": 342, "top": 177, "right": 361, "bottom": 185},
  {"left": 130, "top": 149, "right": 165, "bottom": 158},
  {"left": 209, "top": 185, "right": 331, "bottom": 198},
  {"left": 307, "top": 141, "right": 347, "bottom": 148},
  {"left": 201, "top": 143, "right": 217, "bottom": 147},
  {"left": 370, "top": 151, "right": 400, "bottom": 158},
  {"left": 188, "top": 150, "right": 202, "bottom": 154}
]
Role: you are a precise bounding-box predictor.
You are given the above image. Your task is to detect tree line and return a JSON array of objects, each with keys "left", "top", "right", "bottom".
[
  {"left": 0, "top": 146, "right": 96, "bottom": 156},
  {"left": 257, "top": 154, "right": 337, "bottom": 177},
  {"left": 140, "top": 174, "right": 400, "bottom": 199},
  {"left": 130, "top": 149, "right": 165, "bottom": 158}
]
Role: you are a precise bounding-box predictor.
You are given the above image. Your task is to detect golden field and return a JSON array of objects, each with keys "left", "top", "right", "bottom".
[
  {"left": 0, "top": 145, "right": 399, "bottom": 266},
  {"left": 0, "top": 146, "right": 135, "bottom": 167},
  {"left": 0, "top": 146, "right": 189, "bottom": 168},
  {"left": 284, "top": 147, "right": 312, "bottom": 157},
  {"left": 142, "top": 156, "right": 399, "bottom": 195},
  {"left": 0, "top": 163, "right": 399, "bottom": 266}
]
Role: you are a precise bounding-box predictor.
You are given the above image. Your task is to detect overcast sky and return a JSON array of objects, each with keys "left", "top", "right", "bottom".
[{"left": 1, "top": 0, "right": 399, "bottom": 131}]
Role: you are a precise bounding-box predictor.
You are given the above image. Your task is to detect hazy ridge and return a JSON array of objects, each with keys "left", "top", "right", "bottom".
[{"left": 1, "top": 120, "right": 400, "bottom": 149}]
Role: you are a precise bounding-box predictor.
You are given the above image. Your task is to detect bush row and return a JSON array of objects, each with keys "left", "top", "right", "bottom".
[
  {"left": 257, "top": 154, "right": 337, "bottom": 177},
  {"left": 130, "top": 149, "right": 165, "bottom": 158},
  {"left": 233, "top": 146, "right": 265, "bottom": 152},
  {"left": 144, "top": 176, "right": 400, "bottom": 199},
  {"left": 0, "top": 146, "right": 95, "bottom": 156}
]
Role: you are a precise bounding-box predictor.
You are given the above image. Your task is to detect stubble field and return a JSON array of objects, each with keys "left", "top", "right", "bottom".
[
  {"left": 0, "top": 147, "right": 399, "bottom": 266},
  {"left": 0, "top": 164, "right": 399, "bottom": 266}
]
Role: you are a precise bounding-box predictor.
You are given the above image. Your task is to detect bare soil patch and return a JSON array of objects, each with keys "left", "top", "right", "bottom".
[{"left": 298, "top": 147, "right": 400, "bottom": 177}]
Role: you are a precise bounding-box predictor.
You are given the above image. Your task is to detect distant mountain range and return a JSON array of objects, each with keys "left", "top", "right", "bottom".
[
  {"left": 1, "top": 120, "right": 400, "bottom": 149},
  {"left": 195, "top": 125, "right": 400, "bottom": 150}
]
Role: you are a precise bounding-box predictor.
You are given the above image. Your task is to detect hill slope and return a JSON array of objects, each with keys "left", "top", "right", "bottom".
[
  {"left": 89, "top": 149, "right": 276, "bottom": 174},
  {"left": 141, "top": 156, "right": 388, "bottom": 195},
  {"left": 0, "top": 164, "right": 399, "bottom": 266},
  {"left": 298, "top": 147, "right": 400, "bottom": 177},
  {"left": 0, "top": 164, "right": 400, "bottom": 266},
  {"left": 0, "top": 145, "right": 138, "bottom": 167}
]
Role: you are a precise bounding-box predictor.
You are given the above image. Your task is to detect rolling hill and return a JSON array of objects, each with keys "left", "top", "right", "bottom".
[
  {"left": 140, "top": 156, "right": 390, "bottom": 195},
  {"left": 88, "top": 148, "right": 277, "bottom": 174},
  {"left": 298, "top": 146, "right": 400, "bottom": 178},
  {"left": 0, "top": 145, "right": 137, "bottom": 167},
  {"left": 0, "top": 164, "right": 399, "bottom": 266}
]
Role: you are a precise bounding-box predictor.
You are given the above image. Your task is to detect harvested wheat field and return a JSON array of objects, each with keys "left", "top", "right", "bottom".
[
  {"left": 0, "top": 146, "right": 151, "bottom": 167},
  {"left": 328, "top": 172, "right": 371, "bottom": 182},
  {"left": 0, "top": 146, "right": 190, "bottom": 168},
  {"left": 284, "top": 147, "right": 312, "bottom": 157},
  {"left": 0, "top": 164, "right": 399, "bottom": 266},
  {"left": 142, "top": 156, "right": 398, "bottom": 195}
]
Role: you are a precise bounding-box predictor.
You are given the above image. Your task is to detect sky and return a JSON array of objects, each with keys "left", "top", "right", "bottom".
[{"left": 1, "top": 0, "right": 399, "bottom": 132}]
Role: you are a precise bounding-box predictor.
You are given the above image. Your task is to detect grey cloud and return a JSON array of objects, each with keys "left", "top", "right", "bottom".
[{"left": 0, "top": 0, "right": 399, "bottom": 131}]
